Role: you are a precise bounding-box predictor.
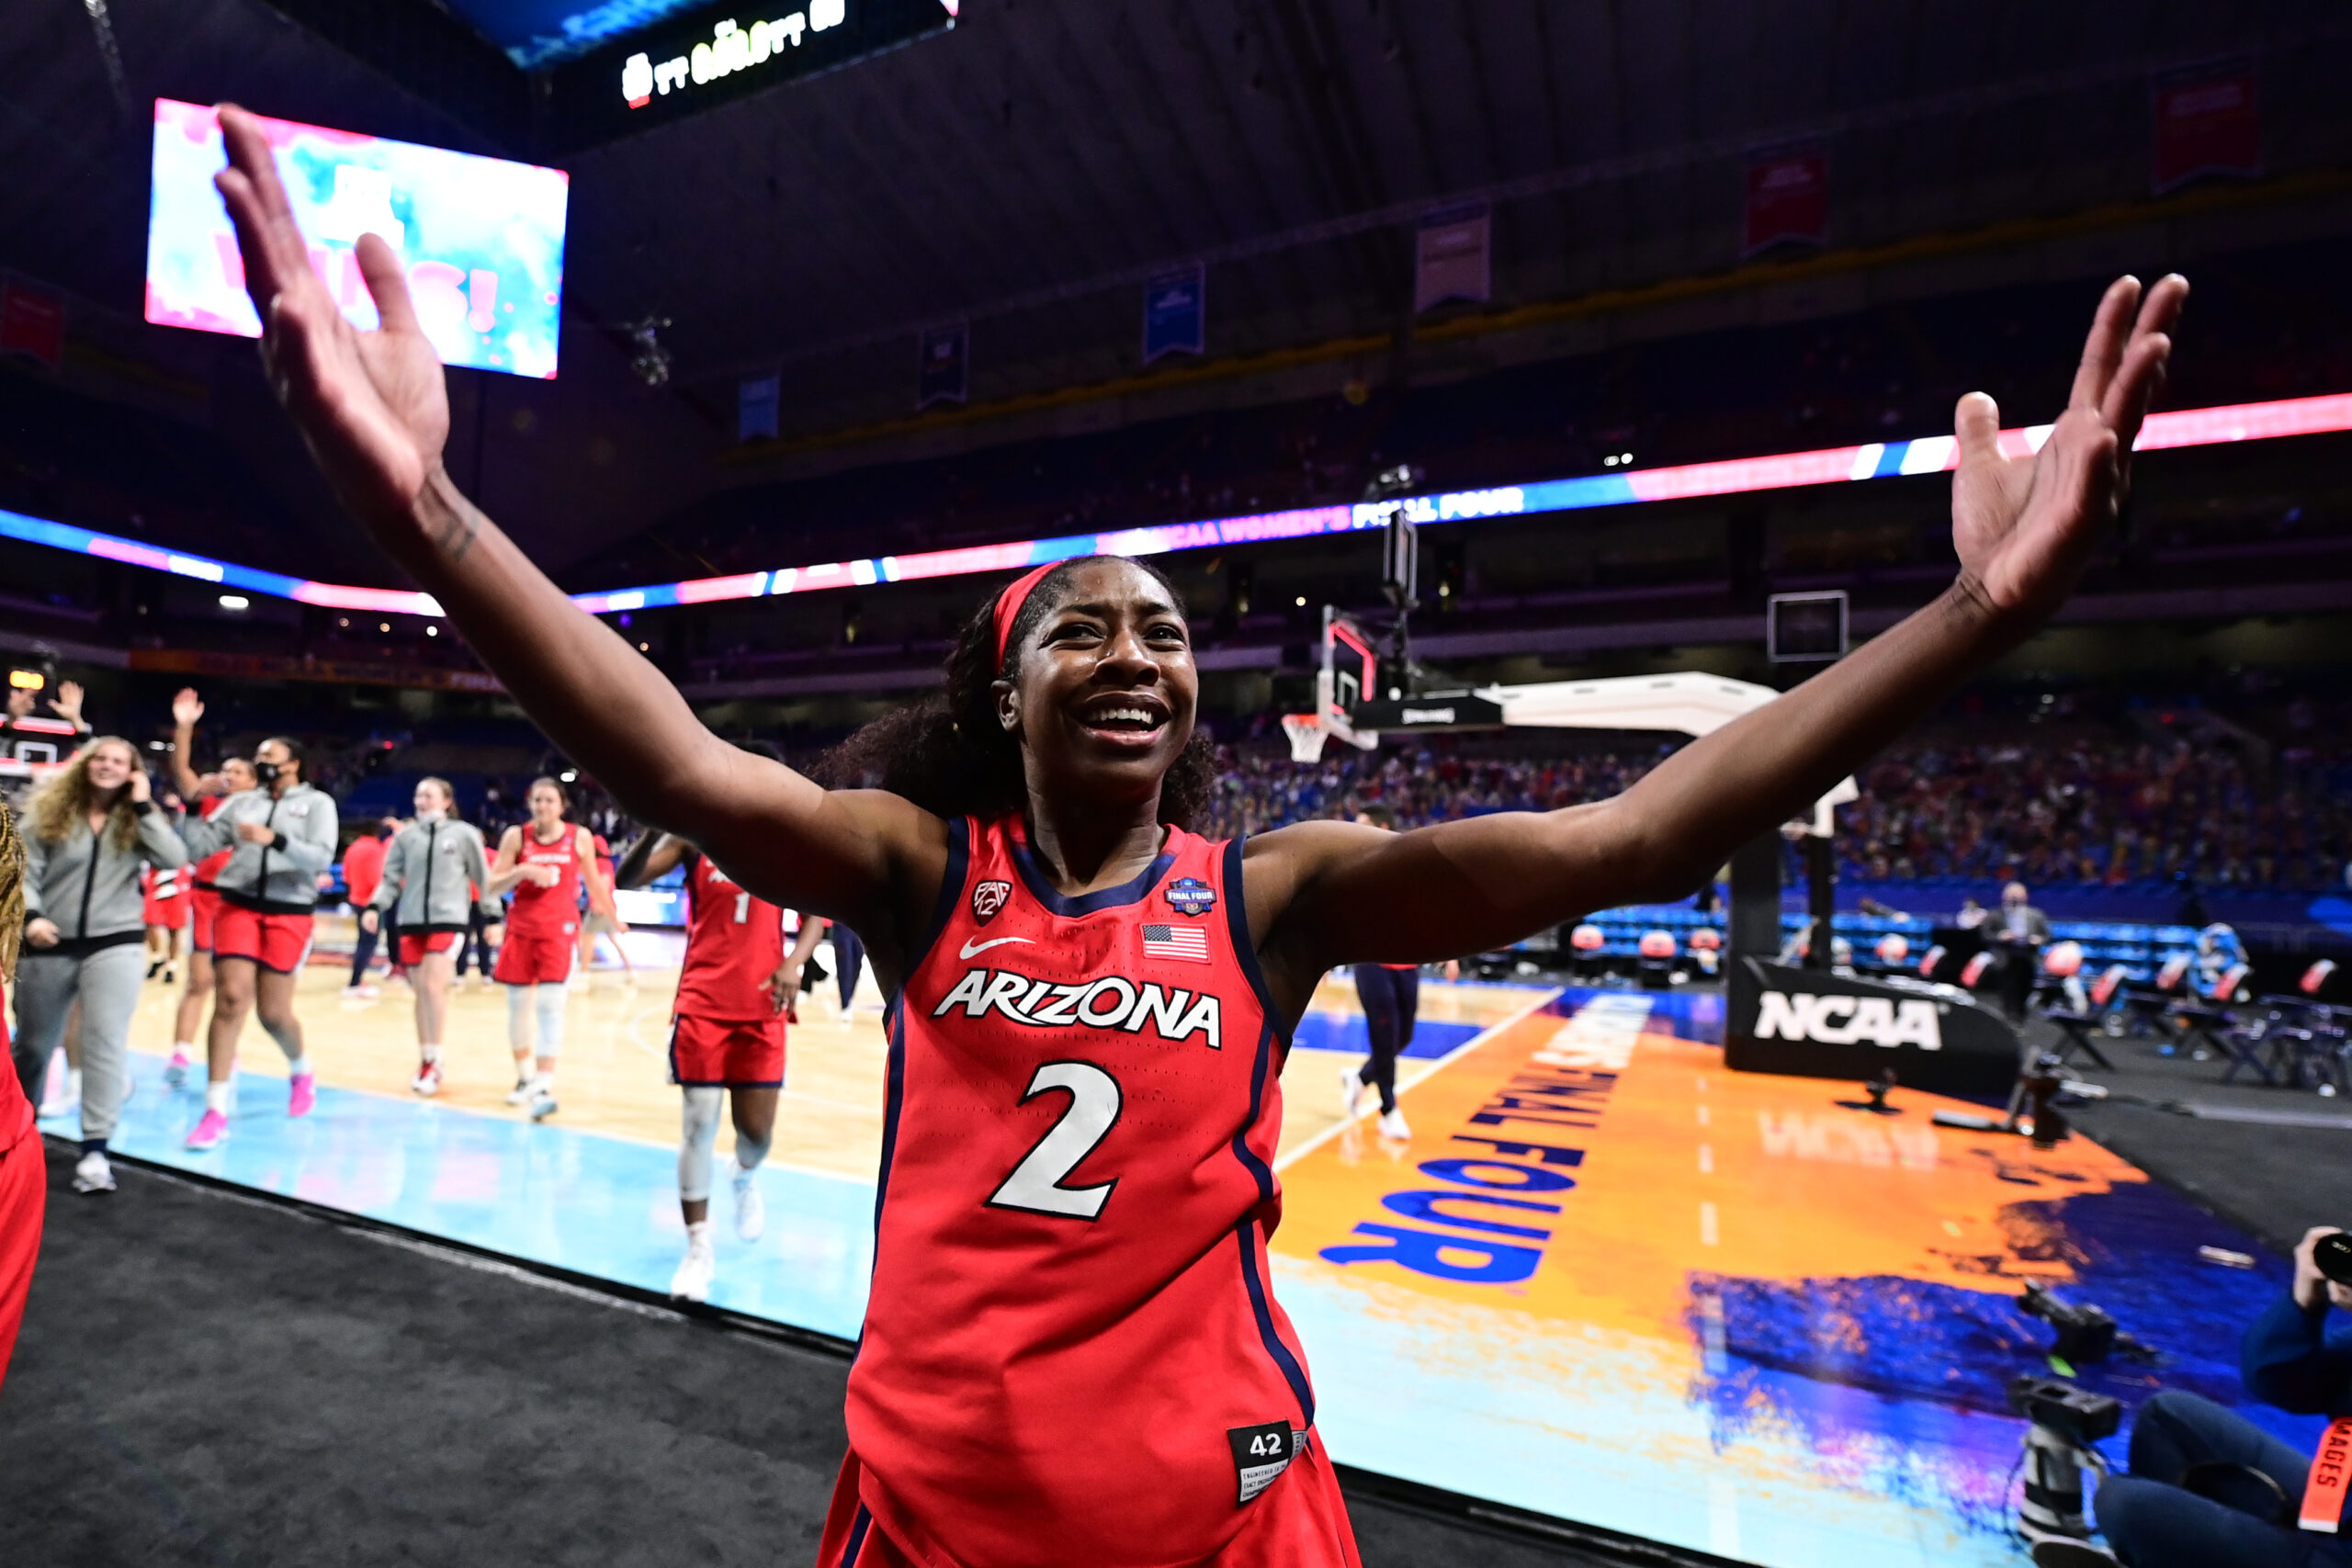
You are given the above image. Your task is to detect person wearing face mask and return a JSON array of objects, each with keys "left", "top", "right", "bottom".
[
  {"left": 175, "top": 728, "right": 339, "bottom": 1150},
  {"left": 363, "top": 778, "right": 502, "bottom": 1095},
  {"left": 11, "top": 737, "right": 188, "bottom": 1194}
]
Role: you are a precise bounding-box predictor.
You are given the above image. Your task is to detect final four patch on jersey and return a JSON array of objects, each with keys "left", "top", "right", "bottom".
[
  {"left": 1227, "top": 1422, "right": 1302, "bottom": 1506},
  {"left": 1163, "top": 875, "right": 1216, "bottom": 917},
  {"left": 971, "top": 879, "right": 1012, "bottom": 925}
]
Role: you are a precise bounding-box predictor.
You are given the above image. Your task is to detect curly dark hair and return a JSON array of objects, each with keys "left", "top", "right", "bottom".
[{"left": 812, "top": 556, "right": 1217, "bottom": 829}]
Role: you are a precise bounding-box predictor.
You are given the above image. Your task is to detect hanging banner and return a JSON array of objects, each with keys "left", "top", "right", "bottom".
[
  {"left": 739, "top": 372, "right": 779, "bottom": 441},
  {"left": 1413, "top": 204, "right": 1490, "bottom": 314},
  {"left": 2152, "top": 62, "right": 2260, "bottom": 193},
  {"left": 0, "top": 279, "right": 65, "bottom": 369},
  {"left": 1143, "top": 263, "right": 1206, "bottom": 365},
  {"left": 918, "top": 321, "right": 967, "bottom": 409},
  {"left": 1742, "top": 142, "right": 1829, "bottom": 255}
]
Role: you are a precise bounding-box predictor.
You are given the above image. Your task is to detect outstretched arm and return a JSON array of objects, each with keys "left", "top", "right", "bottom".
[
  {"left": 1253, "top": 275, "right": 2187, "bottom": 1010},
  {"left": 209, "top": 105, "right": 942, "bottom": 971},
  {"left": 612, "top": 832, "right": 690, "bottom": 890},
  {"left": 169, "top": 689, "right": 209, "bottom": 802}
]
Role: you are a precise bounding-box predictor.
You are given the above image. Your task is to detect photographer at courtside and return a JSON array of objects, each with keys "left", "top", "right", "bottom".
[{"left": 2091, "top": 1226, "right": 2352, "bottom": 1565}]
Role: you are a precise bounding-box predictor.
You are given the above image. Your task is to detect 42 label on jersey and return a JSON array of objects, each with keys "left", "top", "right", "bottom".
[{"left": 933, "top": 965, "right": 1223, "bottom": 1049}]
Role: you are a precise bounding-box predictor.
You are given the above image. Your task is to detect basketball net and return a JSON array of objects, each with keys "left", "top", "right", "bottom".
[{"left": 1280, "top": 713, "right": 1328, "bottom": 764}]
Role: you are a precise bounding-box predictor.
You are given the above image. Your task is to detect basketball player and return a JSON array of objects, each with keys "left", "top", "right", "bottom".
[
  {"left": 166, "top": 692, "right": 259, "bottom": 1089},
  {"left": 615, "top": 829, "right": 820, "bottom": 1302},
  {"left": 364, "top": 778, "right": 501, "bottom": 1095},
  {"left": 487, "top": 776, "right": 606, "bottom": 1119},
  {"left": 141, "top": 862, "right": 189, "bottom": 983},
  {"left": 214, "top": 108, "right": 2181, "bottom": 1565},
  {"left": 1337, "top": 805, "right": 1455, "bottom": 1142},
  {"left": 175, "top": 726, "right": 339, "bottom": 1152},
  {"left": 575, "top": 829, "right": 634, "bottom": 988}
]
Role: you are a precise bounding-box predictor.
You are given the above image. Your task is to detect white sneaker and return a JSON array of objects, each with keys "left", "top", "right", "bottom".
[
  {"left": 503, "top": 1077, "right": 537, "bottom": 1105},
  {"left": 72, "top": 1149, "right": 117, "bottom": 1194},
  {"left": 411, "top": 1061, "right": 443, "bottom": 1097},
  {"left": 1340, "top": 1066, "right": 1366, "bottom": 1118},
  {"left": 669, "top": 1239, "right": 716, "bottom": 1303},
  {"left": 734, "top": 1175, "right": 766, "bottom": 1243},
  {"left": 1376, "top": 1108, "right": 1412, "bottom": 1141},
  {"left": 527, "top": 1083, "right": 559, "bottom": 1122}
]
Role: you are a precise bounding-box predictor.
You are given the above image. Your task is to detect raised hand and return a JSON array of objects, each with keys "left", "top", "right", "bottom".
[
  {"left": 1951, "top": 274, "right": 2188, "bottom": 625},
  {"left": 49, "top": 679, "right": 85, "bottom": 728},
  {"left": 172, "top": 687, "right": 205, "bottom": 729},
  {"left": 211, "top": 104, "right": 451, "bottom": 528}
]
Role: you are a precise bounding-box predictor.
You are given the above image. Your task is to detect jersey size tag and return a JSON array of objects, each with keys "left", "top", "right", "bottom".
[
  {"left": 972, "top": 879, "right": 1012, "bottom": 925},
  {"left": 1227, "top": 1422, "right": 1301, "bottom": 1506},
  {"left": 2301, "top": 1416, "right": 2352, "bottom": 1532},
  {"left": 1164, "top": 876, "right": 1216, "bottom": 918}
]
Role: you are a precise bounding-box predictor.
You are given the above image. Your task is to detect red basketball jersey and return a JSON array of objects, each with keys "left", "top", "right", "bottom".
[
  {"left": 675, "top": 851, "right": 788, "bottom": 1022},
  {"left": 504, "top": 824, "right": 582, "bottom": 939},
  {"left": 193, "top": 795, "right": 234, "bottom": 887},
  {"left": 847, "top": 815, "right": 1313, "bottom": 1568}
]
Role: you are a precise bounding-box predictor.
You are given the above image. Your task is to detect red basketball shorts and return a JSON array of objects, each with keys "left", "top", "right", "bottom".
[
  {"left": 669, "top": 1014, "right": 786, "bottom": 1088},
  {"left": 0, "top": 1122, "right": 47, "bottom": 1399},
  {"left": 398, "top": 931, "right": 462, "bottom": 966},
  {"left": 190, "top": 887, "right": 221, "bottom": 953},
  {"left": 812, "top": 1433, "right": 1362, "bottom": 1568},
  {"left": 493, "top": 931, "right": 574, "bottom": 987},
  {"left": 143, "top": 889, "right": 190, "bottom": 931},
  {"left": 212, "top": 905, "right": 314, "bottom": 974}
]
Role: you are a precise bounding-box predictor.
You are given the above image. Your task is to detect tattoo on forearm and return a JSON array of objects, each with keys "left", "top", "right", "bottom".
[{"left": 432, "top": 491, "right": 481, "bottom": 563}]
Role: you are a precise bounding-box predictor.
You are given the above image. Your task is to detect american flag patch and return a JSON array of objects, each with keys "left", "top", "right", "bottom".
[{"left": 1141, "top": 923, "right": 1210, "bottom": 964}]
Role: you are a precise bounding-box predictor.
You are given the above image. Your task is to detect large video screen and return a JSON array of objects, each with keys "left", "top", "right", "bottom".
[{"left": 144, "top": 99, "right": 570, "bottom": 380}]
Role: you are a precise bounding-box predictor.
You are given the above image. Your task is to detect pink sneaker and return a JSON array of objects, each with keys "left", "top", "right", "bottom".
[
  {"left": 288, "top": 1073, "right": 317, "bottom": 1119},
  {"left": 186, "top": 1108, "right": 229, "bottom": 1150}
]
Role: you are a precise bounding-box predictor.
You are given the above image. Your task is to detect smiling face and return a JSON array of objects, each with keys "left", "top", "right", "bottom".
[
  {"left": 997, "top": 558, "right": 1196, "bottom": 812},
  {"left": 83, "top": 739, "right": 138, "bottom": 795},
  {"left": 414, "top": 779, "right": 451, "bottom": 817}
]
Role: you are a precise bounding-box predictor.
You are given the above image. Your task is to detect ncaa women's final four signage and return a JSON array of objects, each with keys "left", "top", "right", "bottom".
[
  {"left": 1725, "top": 958, "right": 2021, "bottom": 1097},
  {"left": 545, "top": 0, "right": 955, "bottom": 146}
]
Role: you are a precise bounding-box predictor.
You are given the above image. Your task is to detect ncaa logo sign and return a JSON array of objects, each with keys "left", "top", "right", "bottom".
[
  {"left": 1755, "top": 992, "right": 1942, "bottom": 1050},
  {"left": 1164, "top": 876, "right": 1216, "bottom": 917},
  {"left": 971, "top": 880, "right": 1012, "bottom": 925}
]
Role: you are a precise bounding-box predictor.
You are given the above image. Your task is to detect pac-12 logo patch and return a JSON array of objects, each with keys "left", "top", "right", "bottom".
[
  {"left": 1164, "top": 876, "right": 1216, "bottom": 918},
  {"left": 971, "top": 879, "right": 1012, "bottom": 925}
]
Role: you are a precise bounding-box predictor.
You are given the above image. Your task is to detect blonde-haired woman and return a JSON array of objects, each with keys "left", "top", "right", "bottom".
[
  {"left": 12, "top": 738, "right": 188, "bottom": 1193},
  {"left": 1, "top": 798, "right": 50, "bottom": 1392}
]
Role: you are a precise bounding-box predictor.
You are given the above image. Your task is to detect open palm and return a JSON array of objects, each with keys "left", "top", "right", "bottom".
[
  {"left": 1951, "top": 275, "right": 2188, "bottom": 625},
  {"left": 213, "top": 105, "right": 450, "bottom": 525}
]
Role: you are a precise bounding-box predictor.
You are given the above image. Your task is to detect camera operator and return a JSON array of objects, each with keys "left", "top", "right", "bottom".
[{"left": 2093, "top": 1226, "right": 2352, "bottom": 1565}]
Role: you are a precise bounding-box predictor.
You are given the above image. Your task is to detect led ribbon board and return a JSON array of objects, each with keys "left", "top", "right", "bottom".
[
  {"left": 3, "top": 391, "right": 2346, "bottom": 622},
  {"left": 544, "top": 0, "right": 956, "bottom": 148}
]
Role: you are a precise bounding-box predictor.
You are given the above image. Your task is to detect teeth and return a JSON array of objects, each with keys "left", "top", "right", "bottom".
[{"left": 1093, "top": 706, "right": 1159, "bottom": 727}]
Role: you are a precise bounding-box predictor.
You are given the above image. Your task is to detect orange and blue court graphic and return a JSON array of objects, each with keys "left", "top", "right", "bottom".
[{"left": 63, "top": 970, "right": 2320, "bottom": 1568}]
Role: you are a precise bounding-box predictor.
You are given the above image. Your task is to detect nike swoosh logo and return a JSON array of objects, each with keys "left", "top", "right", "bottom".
[{"left": 959, "top": 936, "right": 1035, "bottom": 959}]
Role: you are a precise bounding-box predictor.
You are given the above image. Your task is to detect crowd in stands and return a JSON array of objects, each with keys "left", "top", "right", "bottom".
[{"left": 1197, "top": 698, "right": 2352, "bottom": 897}]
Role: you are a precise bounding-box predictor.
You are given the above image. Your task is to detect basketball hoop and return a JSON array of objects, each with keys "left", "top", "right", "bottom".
[{"left": 1281, "top": 713, "right": 1328, "bottom": 764}]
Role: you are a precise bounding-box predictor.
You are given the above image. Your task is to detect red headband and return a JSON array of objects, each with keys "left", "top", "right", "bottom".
[{"left": 991, "top": 561, "right": 1060, "bottom": 670}]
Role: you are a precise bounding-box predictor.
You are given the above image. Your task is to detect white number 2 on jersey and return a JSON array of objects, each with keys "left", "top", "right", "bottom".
[{"left": 986, "top": 1061, "right": 1121, "bottom": 1220}]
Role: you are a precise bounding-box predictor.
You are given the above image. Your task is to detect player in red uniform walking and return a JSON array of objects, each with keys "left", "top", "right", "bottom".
[
  {"left": 616, "top": 829, "right": 820, "bottom": 1301},
  {"left": 165, "top": 691, "right": 258, "bottom": 1090},
  {"left": 212, "top": 111, "right": 2181, "bottom": 1565},
  {"left": 486, "top": 777, "right": 606, "bottom": 1119}
]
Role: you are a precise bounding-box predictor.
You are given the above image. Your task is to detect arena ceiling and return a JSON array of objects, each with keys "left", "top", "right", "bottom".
[{"left": 2, "top": 0, "right": 2347, "bottom": 584}]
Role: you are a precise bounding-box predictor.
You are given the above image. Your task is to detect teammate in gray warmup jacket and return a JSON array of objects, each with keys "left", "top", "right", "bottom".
[
  {"left": 175, "top": 734, "right": 339, "bottom": 1151},
  {"left": 364, "top": 777, "right": 502, "bottom": 1095},
  {"left": 13, "top": 738, "right": 189, "bottom": 1194}
]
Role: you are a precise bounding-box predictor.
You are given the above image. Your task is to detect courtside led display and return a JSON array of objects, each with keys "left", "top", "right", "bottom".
[{"left": 144, "top": 99, "right": 570, "bottom": 379}]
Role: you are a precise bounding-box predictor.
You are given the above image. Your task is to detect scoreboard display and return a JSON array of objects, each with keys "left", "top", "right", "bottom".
[{"left": 544, "top": 0, "right": 956, "bottom": 146}]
